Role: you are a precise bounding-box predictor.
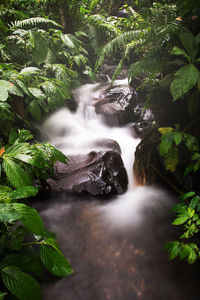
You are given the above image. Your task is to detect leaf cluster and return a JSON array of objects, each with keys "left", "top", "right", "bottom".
[
  {"left": 166, "top": 192, "right": 200, "bottom": 264},
  {"left": 0, "top": 202, "right": 73, "bottom": 300}
]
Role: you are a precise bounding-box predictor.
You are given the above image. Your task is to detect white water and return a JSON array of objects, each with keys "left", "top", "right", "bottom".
[{"left": 41, "top": 81, "right": 173, "bottom": 228}]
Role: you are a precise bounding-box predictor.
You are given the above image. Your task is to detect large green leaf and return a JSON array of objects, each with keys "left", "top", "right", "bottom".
[
  {"left": 29, "top": 101, "right": 41, "bottom": 120},
  {"left": 8, "top": 186, "right": 38, "bottom": 200},
  {"left": 0, "top": 204, "right": 21, "bottom": 223},
  {"left": 171, "top": 46, "right": 190, "bottom": 62},
  {"left": 13, "top": 203, "right": 44, "bottom": 235},
  {"left": 179, "top": 32, "right": 199, "bottom": 61},
  {"left": 170, "top": 64, "right": 199, "bottom": 101},
  {"left": 0, "top": 87, "right": 9, "bottom": 102},
  {"left": 40, "top": 245, "right": 73, "bottom": 277},
  {"left": 3, "top": 158, "right": 32, "bottom": 188},
  {"left": 0, "top": 80, "right": 10, "bottom": 89},
  {"left": 28, "top": 88, "right": 45, "bottom": 100},
  {"left": 31, "top": 32, "right": 48, "bottom": 65},
  {"left": 1, "top": 266, "right": 41, "bottom": 300},
  {"left": 8, "top": 83, "right": 23, "bottom": 97}
]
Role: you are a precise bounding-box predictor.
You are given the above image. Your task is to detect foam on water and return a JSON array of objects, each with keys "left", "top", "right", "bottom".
[{"left": 41, "top": 80, "right": 170, "bottom": 228}]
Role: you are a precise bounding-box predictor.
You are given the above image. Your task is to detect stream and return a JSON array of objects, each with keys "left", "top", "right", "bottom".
[{"left": 34, "top": 78, "right": 200, "bottom": 300}]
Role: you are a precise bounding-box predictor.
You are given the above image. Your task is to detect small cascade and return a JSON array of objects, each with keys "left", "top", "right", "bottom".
[{"left": 37, "top": 78, "right": 199, "bottom": 300}]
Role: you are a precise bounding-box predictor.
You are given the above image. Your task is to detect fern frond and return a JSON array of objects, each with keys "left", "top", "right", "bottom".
[
  {"left": 111, "top": 41, "right": 135, "bottom": 84},
  {"left": 85, "top": 24, "right": 99, "bottom": 55},
  {"left": 86, "top": 15, "right": 120, "bottom": 36},
  {"left": 128, "top": 57, "right": 164, "bottom": 80},
  {"left": 95, "top": 29, "right": 149, "bottom": 70},
  {"left": 10, "top": 17, "right": 61, "bottom": 29}
]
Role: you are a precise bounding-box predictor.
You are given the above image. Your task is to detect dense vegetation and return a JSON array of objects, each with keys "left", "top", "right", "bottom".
[{"left": 0, "top": 0, "right": 200, "bottom": 299}]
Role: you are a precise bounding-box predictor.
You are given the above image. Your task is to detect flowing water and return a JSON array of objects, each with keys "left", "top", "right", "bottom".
[{"left": 34, "top": 80, "right": 200, "bottom": 300}]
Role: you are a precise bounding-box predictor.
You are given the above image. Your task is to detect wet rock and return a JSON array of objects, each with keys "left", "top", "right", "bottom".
[
  {"left": 47, "top": 150, "right": 128, "bottom": 196},
  {"left": 95, "top": 85, "right": 137, "bottom": 126},
  {"left": 131, "top": 108, "right": 155, "bottom": 138},
  {"left": 92, "top": 139, "right": 121, "bottom": 154}
]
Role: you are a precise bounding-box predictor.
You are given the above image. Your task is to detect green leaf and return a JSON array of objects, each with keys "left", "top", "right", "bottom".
[
  {"left": 172, "top": 215, "right": 189, "bottom": 225},
  {"left": 29, "top": 101, "right": 41, "bottom": 120},
  {"left": 0, "top": 87, "right": 9, "bottom": 101},
  {"left": 8, "top": 129, "right": 17, "bottom": 145},
  {"left": 0, "top": 292, "right": 7, "bottom": 300},
  {"left": 184, "top": 134, "right": 199, "bottom": 151},
  {"left": 8, "top": 83, "right": 24, "bottom": 97},
  {"left": 3, "top": 158, "right": 32, "bottom": 188},
  {"left": 31, "top": 32, "right": 48, "bottom": 65},
  {"left": 173, "top": 132, "right": 182, "bottom": 146},
  {"left": 40, "top": 245, "right": 73, "bottom": 277},
  {"left": 0, "top": 80, "right": 10, "bottom": 90},
  {"left": 43, "top": 238, "right": 62, "bottom": 254},
  {"left": 190, "top": 196, "right": 200, "bottom": 209},
  {"left": 0, "top": 204, "right": 21, "bottom": 223},
  {"left": 20, "top": 67, "right": 40, "bottom": 75},
  {"left": 179, "top": 32, "right": 198, "bottom": 61},
  {"left": 18, "top": 129, "right": 33, "bottom": 142},
  {"left": 166, "top": 241, "right": 180, "bottom": 260},
  {"left": 13, "top": 203, "right": 44, "bottom": 235},
  {"left": 182, "top": 191, "right": 196, "bottom": 200},
  {"left": 164, "top": 146, "right": 179, "bottom": 172},
  {"left": 28, "top": 88, "right": 45, "bottom": 100},
  {"left": 170, "top": 64, "right": 199, "bottom": 101},
  {"left": 9, "top": 186, "right": 38, "bottom": 200},
  {"left": 179, "top": 245, "right": 191, "bottom": 260},
  {"left": 171, "top": 46, "right": 190, "bottom": 62},
  {"left": 188, "top": 249, "right": 197, "bottom": 264},
  {"left": 1, "top": 266, "right": 41, "bottom": 300},
  {"left": 159, "top": 131, "right": 173, "bottom": 156},
  {"left": 15, "top": 80, "right": 32, "bottom": 97}
]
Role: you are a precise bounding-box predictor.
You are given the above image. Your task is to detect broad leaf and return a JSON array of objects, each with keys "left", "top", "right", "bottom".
[
  {"left": 0, "top": 87, "right": 8, "bottom": 102},
  {"left": 8, "top": 83, "right": 23, "bottom": 97},
  {"left": 3, "top": 158, "right": 32, "bottom": 188},
  {"left": 171, "top": 46, "right": 190, "bottom": 62},
  {"left": 1, "top": 266, "right": 41, "bottom": 300},
  {"left": 172, "top": 215, "right": 189, "bottom": 225},
  {"left": 170, "top": 64, "right": 199, "bottom": 101},
  {"left": 0, "top": 80, "right": 10, "bottom": 89},
  {"left": 13, "top": 203, "right": 44, "bottom": 235},
  {"left": 31, "top": 32, "right": 48, "bottom": 65},
  {"left": 159, "top": 131, "right": 173, "bottom": 156},
  {"left": 164, "top": 146, "right": 179, "bottom": 172},
  {"left": 20, "top": 67, "right": 39, "bottom": 75},
  {"left": 28, "top": 88, "right": 45, "bottom": 100},
  {"left": 8, "top": 186, "right": 38, "bottom": 200},
  {"left": 0, "top": 204, "right": 21, "bottom": 223},
  {"left": 40, "top": 245, "right": 73, "bottom": 277},
  {"left": 179, "top": 32, "right": 198, "bottom": 61},
  {"left": 29, "top": 101, "right": 41, "bottom": 120},
  {"left": 173, "top": 132, "right": 182, "bottom": 146}
]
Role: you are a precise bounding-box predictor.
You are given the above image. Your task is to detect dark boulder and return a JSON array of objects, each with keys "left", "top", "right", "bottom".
[
  {"left": 95, "top": 85, "right": 137, "bottom": 126},
  {"left": 47, "top": 150, "right": 128, "bottom": 196},
  {"left": 92, "top": 138, "right": 121, "bottom": 154},
  {"left": 131, "top": 108, "right": 155, "bottom": 138}
]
